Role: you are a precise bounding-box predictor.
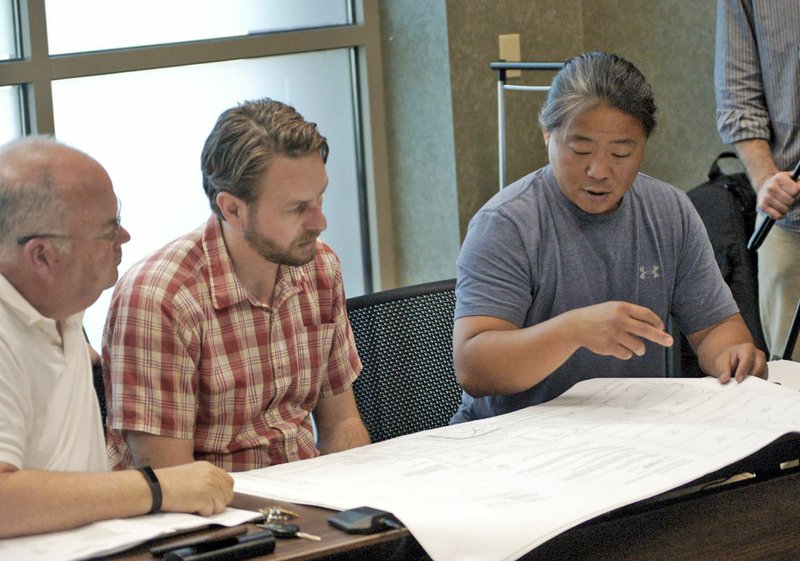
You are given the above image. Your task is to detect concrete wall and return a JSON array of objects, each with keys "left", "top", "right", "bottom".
[
  {"left": 378, "top": 0, "right": 461, "bottom": 286},
  {"left": 380, "top": 0, "right": 726, "bottom": 285},
  {"left": 582, "top": 1, "right": 726, "bottom": 191}
]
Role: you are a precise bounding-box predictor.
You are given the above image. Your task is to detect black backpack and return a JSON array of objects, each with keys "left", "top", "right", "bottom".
[{"left": 679, "top": 152, "right": 768, "bottom": 376}]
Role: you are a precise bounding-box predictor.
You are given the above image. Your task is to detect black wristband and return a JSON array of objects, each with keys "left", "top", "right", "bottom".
[{"left": 138, "top": 466, "right": 162, "bottom": 514}]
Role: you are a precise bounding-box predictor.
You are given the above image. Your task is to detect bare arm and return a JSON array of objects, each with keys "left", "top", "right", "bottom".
[
  {"left": 454, "top": 301, "right": 674, "bottom": 398},
  {"left": 313, "top": 389, "right": 370, "bottom": 454},
  {"left": 0, "top": 460, "right": 233, "bottom": 538},
  {"left": 687, "top": 313, "right": 767, "bottom": 383},
  {"left": 126, "top": 431, "right": 196, "bottom": 468},
  {"left": 735, "top": 139, "right": 800, "bottom": 219}
]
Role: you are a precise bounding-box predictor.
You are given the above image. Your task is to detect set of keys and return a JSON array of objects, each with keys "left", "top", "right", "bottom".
[{"left": 257, "top": 505, "right": 322, "bottom": 542}]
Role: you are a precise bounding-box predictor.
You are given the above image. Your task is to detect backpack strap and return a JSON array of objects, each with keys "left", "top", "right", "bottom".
[{"left": 708, "top": 151, "right": 739, "bottom": 181}]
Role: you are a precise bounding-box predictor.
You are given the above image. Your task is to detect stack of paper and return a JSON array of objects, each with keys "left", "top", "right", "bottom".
[
  {"left": 233, "top": 376, "right": 800, "bottom": 561},
  {"left": 0, "top": 508, "right": 259, "bottom": 561}
]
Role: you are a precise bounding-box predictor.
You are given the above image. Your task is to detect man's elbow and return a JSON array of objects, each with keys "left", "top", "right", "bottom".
[{"left": 454, "top": 349, "right": 493, "bottom": 398}]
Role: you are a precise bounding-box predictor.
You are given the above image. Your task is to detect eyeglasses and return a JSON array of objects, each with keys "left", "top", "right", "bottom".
[{"left": 16, "top": 197, "right": 123, "bottom": 245}]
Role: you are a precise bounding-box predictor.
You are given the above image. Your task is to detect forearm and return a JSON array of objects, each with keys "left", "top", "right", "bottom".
[
  {"left": 316, "top": 416, "right": 370, "bottom": 455},
  {"left": 455, "top": 315, "right": 580, "bottom": 397},
  {"left": 455, "top": 303, "right": 673, "bottom": 397},
  {"left": 126, "top": 431, "right": 195, "bottom": 468},
  {"left": 693, "top": 315, "right": 754, "bottom": 375},
  {"left": 0, "top": 469, "right": 152, "bottom": 538},
  {"left": 314, "top": 389, "right": 370, "bottom": 454},
  {"left": 734, "top": 139, "right": 779, "bottom": 191}
]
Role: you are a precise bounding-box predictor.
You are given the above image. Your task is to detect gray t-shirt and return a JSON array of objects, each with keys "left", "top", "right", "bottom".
[{"left": 452, "top": 166, "right": 738, "bottom": 423}]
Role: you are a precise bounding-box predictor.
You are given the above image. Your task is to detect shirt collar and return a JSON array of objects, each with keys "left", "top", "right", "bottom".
[
  {"left": 201, "top": 216, "right": 313, "bottom": 311},
  {"left": 545, "top": 165, "right": 633, "bottom": 224},
  {"left": 0, "top": 272, "right": 83, "bottom": 341}
]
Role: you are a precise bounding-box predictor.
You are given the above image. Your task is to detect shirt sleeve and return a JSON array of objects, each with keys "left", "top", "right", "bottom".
[
  {"left": 455, "top": 207, "right": 534, "bottom": 327},
  {"left": 714, "top": 0, "right": 772, "bottom": 144},
  {"left": 318, "top": 256, "right": 362, "bottom": 398},
  {"left": 103, "top": 283, "right": 200, "bottom": 440}
]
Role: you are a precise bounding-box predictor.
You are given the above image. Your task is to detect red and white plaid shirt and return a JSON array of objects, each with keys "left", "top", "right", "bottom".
[{"left": 103, "top": 217, "right": 361, "bottom": 472}]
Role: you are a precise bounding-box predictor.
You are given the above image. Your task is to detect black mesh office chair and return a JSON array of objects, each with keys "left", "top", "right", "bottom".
[
  {"left": 83, "top": 328, "right": 107, "bottom": 431},
  {"left": 347, "top": 278, "right": 462, "bottom": 443},
  {"left": 93, "top": 362, "right": 107, "bottom": 431}
]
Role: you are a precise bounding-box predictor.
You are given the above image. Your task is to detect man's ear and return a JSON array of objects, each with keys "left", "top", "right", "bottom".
[
  {"left": 543, "top": 129, "right": 551, "bottom": 146},
  {"left": 21, "top": 240, "right": 58, "bottom": 282},
  {"left": 216, "top": 191, "right": 248, "bottom": 227}
]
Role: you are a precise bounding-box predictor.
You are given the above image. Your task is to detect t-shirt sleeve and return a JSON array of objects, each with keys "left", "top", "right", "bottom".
[
  {"left": 103, "top": 283, "right": 199, "bottom": 440},
  {"left": 455, "top": 207, "right": 535, "bottom": 327},
  {"left": 671, "top": 194, "right": 739, "bottom": 335}
]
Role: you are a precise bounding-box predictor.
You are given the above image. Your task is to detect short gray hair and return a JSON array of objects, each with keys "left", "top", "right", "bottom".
[
  {"left": 201, "top": 98, "right": 329, "bottom": 217},
  {"left": 0, "top": 137, "right": 67, "bottom": 260},
  {"left": 539, "top": 51, "right": 657, "bottom": 137}
]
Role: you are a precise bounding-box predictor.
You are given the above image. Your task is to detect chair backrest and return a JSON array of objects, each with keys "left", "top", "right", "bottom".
[
  {"left": 93, "top": 362, "right": 107, "bottom": 431},
  {"left": 347, "top": 278, "right": 462, "bottom": 443}
]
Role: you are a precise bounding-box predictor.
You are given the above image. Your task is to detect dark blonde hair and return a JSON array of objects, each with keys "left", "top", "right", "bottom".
[{"left": 201, "top": 98, "right": 329, "bottom": 217}]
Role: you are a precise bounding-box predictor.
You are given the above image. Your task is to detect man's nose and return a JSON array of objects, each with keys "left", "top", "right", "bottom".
[
  {"left": 586, "top": 154, "right": 611, "bottom": 181},
  {"left": 308, "top": 205, "right": 327, "bottom": 232},
  {"left": 117, "top": 225, "right": 132, "bottom": 245}
]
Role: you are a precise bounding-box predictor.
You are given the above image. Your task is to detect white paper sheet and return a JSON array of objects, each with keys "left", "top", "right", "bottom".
[
  {"left": 0, "top": 507, "right": 260, "bottom": 561},
  {"left": 232, "top": 376, "right": 800, "bottom": 561},
  {"left": 766, "top": 359, "right": 800, "bottom": 390}
]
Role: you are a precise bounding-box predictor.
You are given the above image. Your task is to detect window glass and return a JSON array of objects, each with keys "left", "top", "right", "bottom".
[
  {"left": 0, "top": 0, "right": 17, "bottom": 60},
  {"left": 52, "top": 49, "right": 365, "bottom": 348},
  {"left": 0, "top": 85, "right": 23, "bottom": 142},
  {"left": 45, "top": 0, "right": 351, "bottom": 55}
]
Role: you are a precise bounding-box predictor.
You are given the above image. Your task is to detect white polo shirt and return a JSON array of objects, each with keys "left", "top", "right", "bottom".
[{"left": 0, "top": 273, "right": 107, "bottom": 471}]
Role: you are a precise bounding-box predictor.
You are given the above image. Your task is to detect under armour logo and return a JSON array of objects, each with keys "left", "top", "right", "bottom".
[{"left": 639, "top": 265, "right": 660, "bottom": 279}]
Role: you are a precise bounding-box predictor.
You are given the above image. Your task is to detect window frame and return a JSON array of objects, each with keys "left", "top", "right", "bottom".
[{"left": 0, "top": 0, "right": 396, "bottom": 291}]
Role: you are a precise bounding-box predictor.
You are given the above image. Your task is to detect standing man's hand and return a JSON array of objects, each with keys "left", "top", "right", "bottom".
[
  {"left": 756, "top": 171, "right": 800, "bottom": 220},
  {"left": 733, "top": 139, "right": 800, "bottom": 220}
]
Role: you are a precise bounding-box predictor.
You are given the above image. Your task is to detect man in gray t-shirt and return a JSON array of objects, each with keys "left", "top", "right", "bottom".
[{"left": 452, "top": 52, "right": 767, "bottom": 423}]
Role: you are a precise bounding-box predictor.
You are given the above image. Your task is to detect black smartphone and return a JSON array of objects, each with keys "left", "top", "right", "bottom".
[{"left": 328, "top": 506, "right": 403, "bottom": 534}]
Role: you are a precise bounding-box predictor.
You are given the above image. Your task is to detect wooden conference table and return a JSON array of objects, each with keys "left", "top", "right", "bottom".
[
  {"left": 111, "top": 492, "right": 422, "bottom": 561},
  {"left": 112, "top": 436, "right": 800, "bottom": 561}
]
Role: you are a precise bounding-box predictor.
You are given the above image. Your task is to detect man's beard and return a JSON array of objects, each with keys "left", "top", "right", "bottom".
[{"left": 243, "top": 221, "right": 320, "bottom": 267}]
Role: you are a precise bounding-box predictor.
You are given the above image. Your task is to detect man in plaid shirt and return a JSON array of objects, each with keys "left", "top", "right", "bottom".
[{"left": 103, "top": 98, "right": 370, "bottom": 472}]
